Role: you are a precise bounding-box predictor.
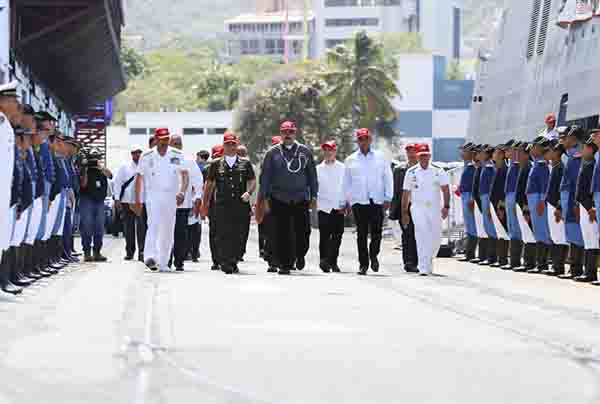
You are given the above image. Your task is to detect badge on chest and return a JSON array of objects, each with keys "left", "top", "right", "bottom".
[{"left": 170, "top": 157, "right": 181, "bottom": 165}]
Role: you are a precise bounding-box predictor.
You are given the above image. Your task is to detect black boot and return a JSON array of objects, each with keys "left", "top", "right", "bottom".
[
  {"left": 17, "top": 245, "right": 36, "bottom": 284},
  {"left": 514, "top": 243, "right": 535, "bottom": 272},
  {"left": 493, "top": 239, "right": 509, "bottom": 267},
  {"left": 529, "top": 242, "right": 549, "bottom": 273},
  {"left": 459, "top": 236, "right": 477, "bottom": 262},
  {"left": 575, "top": 249, "right": 598, "bottom": 282},
  {"left": 502, "top": 240, "right": 521, "bottom": 269},
  {"left": 560, "top": 245, "right": 584, "bottom": 279},
  {"left": 0, "top": 248, "right": 23, "bottom": 295},
  {"left": 481, "top": 238, "right": 498, "bottom": 266},
  {"left": 471, "top": 238, "right": 486, "bottom": 264},
  {"left": 544, "top": 244, "right": 565, "bottom": 276},
  {"left": 11, "top": 246, "right": 33, "bottom": 287}
]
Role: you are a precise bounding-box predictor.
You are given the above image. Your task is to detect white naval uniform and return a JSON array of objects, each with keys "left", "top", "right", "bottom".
[
  {"left": 0, "top": 112, "right": 14, "bottom": 252},
  {"left": 138, "top": 146, "right": 187, "bottom": 271},
  {"left": 403, "top": 163, "right": 450, "bottom": 275}
]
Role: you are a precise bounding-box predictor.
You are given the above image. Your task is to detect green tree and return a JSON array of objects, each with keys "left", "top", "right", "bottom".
[
  {"left": 121, "top": 46, "right": 147, "bottom": 80},
  {"left": 323, "top": 31, "right": 400, "bottom": 149},
  {"left": 446, "top": 60, "right": 466, "bottom": 80}
]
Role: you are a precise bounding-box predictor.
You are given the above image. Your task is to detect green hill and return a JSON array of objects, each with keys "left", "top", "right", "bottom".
[{"left": 124, "top": 0, "right": 504, "bottom": 50}]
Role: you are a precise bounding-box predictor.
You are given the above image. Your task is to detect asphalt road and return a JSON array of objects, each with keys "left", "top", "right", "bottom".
[{"left": 0, "top": 228, "right": 599, "bottom": 404}]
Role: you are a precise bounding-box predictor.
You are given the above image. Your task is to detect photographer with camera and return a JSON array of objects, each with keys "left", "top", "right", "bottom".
[{"left": 79, "top": 148, "right": 112, "bottom": 262}]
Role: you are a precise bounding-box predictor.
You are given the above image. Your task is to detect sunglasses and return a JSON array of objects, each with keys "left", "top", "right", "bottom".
[{"left": 281, "top": 130, "right": 296, "bottom": 134}]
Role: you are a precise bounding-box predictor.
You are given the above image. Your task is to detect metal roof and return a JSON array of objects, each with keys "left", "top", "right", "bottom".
[{"left": 14, "top": 0, "right": 126, "bottom": 114}]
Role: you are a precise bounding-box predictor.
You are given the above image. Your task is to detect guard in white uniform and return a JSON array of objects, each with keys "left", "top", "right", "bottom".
[
  {"left": 402, "top": 144, "right": 451, "bottom": 276},
  {"left": 135, "top": 128, "right": 189, "bottom": 272}
]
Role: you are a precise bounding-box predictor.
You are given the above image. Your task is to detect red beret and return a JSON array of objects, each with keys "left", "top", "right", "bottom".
[
  {"left": 211, "top": 144, "right": 224, "bottom": 158},
  {"left": 271, "top": 136, "right": 282, "bottom": 145},
  {"left": 223, "top": 132, "right": 239, "bottom": 145},
  {"left": 321, "top": 140, "right": 337, "bottom": 151},
  {"left": 356, "top": 128, "right": 371, "bottom": 139},
  {"left": 155, "top": 128, "right": 170, "bottom": 140},
  {"left": 280, "top": 121, "right": 297, "bottom": 132},
  {"left": 416, "top": 143, "right": 431, "bottom": 156}
]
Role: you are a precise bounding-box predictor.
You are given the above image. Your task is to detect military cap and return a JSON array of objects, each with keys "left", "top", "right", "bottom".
[
  {"left": 567, "top": 125, "right": 587, "bottom": 141},
  {"left": 34, "top": 111, "right": 57, "bottom": 122},
  {"left": 588, "top": 128, "right": 600, "bottom": 137},
  {"left": 585, "top": 136, "right": 599, "bottom": 153},
  {"left": 503, "top": 139, "right": 516, "bottom": 148},
  {"left": 481, "top": 144, "right": 495, "bottom": 153},
  {"left": 534, "top": 136, "right": 551, "bottom": 148},
  {"left": 517, "top": 141, "right": 530, "bottom": 151},
  {"left": 532, "top": 135, "right": 547, "bottom": 144},
  {"left": 22, "top": 104, "right": 35, "bottom": 115},
  {"left": 458, "top": 141, "right": 474, "bottom": 150},
  {"left": 556, "top": 126, "right": 571, "bottom": 137},
  {"left": 0, "top": 81, "right": 18, "bottom": 98}
]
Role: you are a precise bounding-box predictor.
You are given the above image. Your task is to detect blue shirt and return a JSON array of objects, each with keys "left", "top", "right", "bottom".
[
  {"left": 25, "top": 147, "right": 37, "bottom": 184},
  {"left": 591, "top": 152, "right": 600, "bottom": 193},
  {"left": 560, "top": 146, "right": 582, "bottom": 194},
  {"left": 459, "top": 162, "right": 475, "bottom": 193},
  {"left": 526, "top": 157, "right": 549, "bottom": 194},
  {"left": 11, "top": 146, "right": 23, "bottom": 208},
  {"left": 39, "top": 141, "right": 55, "bottom": 184},
  {"left": 479, "top": 161, "right": 495, "bottom": 195},
  {"left": 505, "top": 161, "right": 520, "bottom": 194}
]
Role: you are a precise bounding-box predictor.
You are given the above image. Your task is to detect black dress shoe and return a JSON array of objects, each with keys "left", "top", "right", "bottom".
[
  {"left": 145, "top": 258, "right": 158, "bottom": 271},
  {"left": 296, "top": 257, "right": 305, "bottom": 271},
  {"left": 93, "top": 253, "right": 108, "bottom": 262},
  {"left": 371, "top": 258, "right": 380, "bottom": 272},
  {"left": 36, "top": 269, "right": 53, "bottom": 277},
  {"left": 2, "top": 281, "right": 23, "bottom": 295},
  {"left": 84, "top": 253, "right": 94, "bottom": 263},
  {"left": 527, "top": 268, "right": 542, "bottom": 274},
  {"left": 558, "top": 273, "right": 574, "bottom": 279},
  {"left": 278, "top": 268, "right": 291, "bottom": 275},
  {"left": 175, "top": 267, "right": 184, "bottom": 272},
  {"left": 124, "top": 255, "right": 134, "bottom": 261},
  {"left": 331, "top": 264, "right": 341, "bottom": 273},
  {"left": 71, "top": 251, "right": 82, "bottom": 257},
  {"left": 267, "top": 266, "right": 278, "bottom": 273},
  {"left": 26, "top": 271, "right": 44, "bottom": 280},
  {"left": 357, "top": 266, "right": 368, "bottom": 275},
  {"left": 238, "top": 257, "right": 245, "bottom": 262},
  {"left": 222, "top": 266, "right": 234, "bottom": 274},
  {"left": 591, "top": 281, "right": 600, "bottom": 286},
  {"left": 11, "top": 277, "right": 32, "bottom": 287},
  {"left": 138, "top": 253, "right": 144, "bottom": 262},
  {"left": 469, "top": 258, "right": 482, "bottom": 264},
  {"left": 574, "top": 275, "right": 595, "bottom": 283},
  {"left": 211, "top": 264, "right": 220, "bottom": 271},
  {"left": 319, "top": 260, "right": 330, "bottom": 273},
  {"left": 458, "top": 256, "right": 471, "bottom": 262},
  {"left": 192, "top": 258, "right": 199, "bottom": 263}
]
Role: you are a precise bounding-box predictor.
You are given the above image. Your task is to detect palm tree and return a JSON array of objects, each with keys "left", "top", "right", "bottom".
[{"left": 323, "top": 31, "right": 400, "bottom": 136}]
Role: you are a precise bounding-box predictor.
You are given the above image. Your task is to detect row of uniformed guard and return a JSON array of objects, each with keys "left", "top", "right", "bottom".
[
  {"left": 0, "top": 81, "right": 98, "bottom": 296},
  {"left": 458, "top": 125, "right": 600, "bottom": 285}
]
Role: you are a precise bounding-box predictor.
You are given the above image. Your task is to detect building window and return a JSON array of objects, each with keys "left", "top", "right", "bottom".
[
  {"left": 183, "top": 128, "right": 204, "bottom": 135},
  {"left": 325, "top": 18, "right": 379, "bottom": 27},
  {"left": 129, "top": 128, "right": 147, "bottom": 135},
  {"left": 206, "top": 128, "right": 227, "bottom": 135},
  {"left": 527, "top": 0, "right": 542, "bottom": 58},
  {"left": 453, "top": 7, "right": 461, "bottom": 59},
  {"left": 326, "top": 39, "right": 348, "bottom": 48},
  {"left": 537, "top": 0, "right": 552, "bottom": 55}
]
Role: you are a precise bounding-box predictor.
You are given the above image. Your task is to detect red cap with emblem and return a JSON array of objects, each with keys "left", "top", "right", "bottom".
[
  {"left": 356, "top": 128, "right": 371, "bottom": 139},
  {"left": 271, "top": 136, "right": 282, "bottom": 145},
  {"left": 280, "top": 121, "right": 297, "bottom": 133},
  {"left": 416, "top": 143, "right": 431, "bottom": 156},
  {"left": 211, "top": 144, "right": 224, "bottom": 158},
  {"left": 155, "top": 128, "right": 170, "bottom": 140},
  {"left": 223, "top": 132, "right": 239, "bottom": 145},
  {"left": 321, "top": 140, "right": 337, "bottom": 151}
]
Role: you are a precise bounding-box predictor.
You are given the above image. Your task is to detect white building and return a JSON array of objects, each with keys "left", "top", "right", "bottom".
[
  {"left": 125, "top": 111, "right": 234, "bottom": 158},
  {"left": 312, "top": 0, "right": 463, "bottom": 61}
]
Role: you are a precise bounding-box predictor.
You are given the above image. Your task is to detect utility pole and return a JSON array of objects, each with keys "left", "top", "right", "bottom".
[{"left": 303, "top": 0, "right": 309, "bottom": 60}]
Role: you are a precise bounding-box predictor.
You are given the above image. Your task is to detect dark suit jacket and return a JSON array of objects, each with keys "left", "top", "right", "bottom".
[{"left": 390, "top": 163, "right": 412, "bottom": 220}]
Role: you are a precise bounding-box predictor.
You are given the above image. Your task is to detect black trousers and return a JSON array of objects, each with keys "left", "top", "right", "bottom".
[
  {"left": 271, "top": 198, "right": 311, "bottom": 270},
  {"left": 318, "top": 210, "right": 344, "bottom": 266},
  {"left": 173, "top": 208, "right": 191, "bottom": 269},
  {"left": 187, "top": 222, "right": 201, "bottom": 260},
  {"left": 240, "top": 212, "right": 251, "bottom": 259},
  {"left": 215, "top": 201, "right": 251, "bottom": 268},
  {"left": 121, "top": 203, "right": 147, "bottom": 257},
  {"left": 400, "top": 215, "right": 418, "bottom": 268},
  {"left": 209, "top": 207, "right": 219, "bottom": 265},
  {"left": 352, "top": 203, "right": 384, "bottom": 268}
]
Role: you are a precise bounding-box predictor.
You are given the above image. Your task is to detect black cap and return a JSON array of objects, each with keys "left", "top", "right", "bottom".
[
  {"left": 557, "top": 126, "right": 571, "bottom": 138},
  {"left": 481, "top": 144, "right": 495, "bottom": 154},
  {"left": 503, "top": 139, "right": 516, "bottom": 148},
  {"left": 585, "top": 136, "right": 599, "bottom": 153},
  {"left": 34, "top": 111, "right": 57, "bottom": 122},
  {"left": 534, "top": 137, "right": 551, "bottom": 148},
  {"left": 567, "top": 125, "right": 586, "bottom": 141},
  {"left": 459, "top": 141, "right": 474, "bottom": 151},
  {"left": 22, "top": 104, "right": 35, "bottom": 116}
]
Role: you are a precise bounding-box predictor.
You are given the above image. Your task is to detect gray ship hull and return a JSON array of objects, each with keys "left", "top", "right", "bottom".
[{"left": 468, "top": 0, "right": 600, "bottom": 144}]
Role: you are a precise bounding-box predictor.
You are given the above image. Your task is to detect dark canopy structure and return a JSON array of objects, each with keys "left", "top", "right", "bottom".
[{"left": 12, "top": 0, "right": 126, "bottom": 114}]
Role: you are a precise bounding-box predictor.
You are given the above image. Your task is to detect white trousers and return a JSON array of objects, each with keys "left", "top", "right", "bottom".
[
  {"left": 25, "top": 197, "right": 43, "bottom": 245},
  {"left": 144, "top": 193, "right": 177, "bottom": 269},
  {"left": 411, "top": 205, "right": 442, "bottom": 275},
  {"left": 43, "top": 196, "right": 60, "bottom": 241},
  {"left": 10, "top": 206, "right": 31, "bottom": 247}
]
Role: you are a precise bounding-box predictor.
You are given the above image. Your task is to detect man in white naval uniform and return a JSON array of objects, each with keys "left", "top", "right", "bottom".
[
  {"left": 0, "top": 82, "right": 19, "bottom": 294},
  {"left": 402, "top": 143, "right": 451, "bottom": 276},
  {"left": 135, "top": 128, "right": 189, "bottom": 272}
]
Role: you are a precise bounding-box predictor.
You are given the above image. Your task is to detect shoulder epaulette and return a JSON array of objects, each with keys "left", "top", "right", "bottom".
[
  {"left": 171, "top": 148, "right": 183, "bottom": 154},
  {"left": 431, "top": 163, "right": 442, "bottom": 169},
  {"left": 142, "top": 149, "right": 154, "bottom": 156},
  {"left": 407, "top": 165, "right": 419, "bottom": 172}
]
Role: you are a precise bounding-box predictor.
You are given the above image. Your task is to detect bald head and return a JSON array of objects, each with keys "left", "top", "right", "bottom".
[
  {"left": 170, "top": 134, "right": 183, "bottom": 150},
  {"left": 237, "top": 145, "right": 248, "bottom": 158}
]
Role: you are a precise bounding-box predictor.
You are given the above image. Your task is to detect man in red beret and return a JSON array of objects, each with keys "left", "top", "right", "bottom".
[
  {"left": 204, "top": 133, "right": 256, "bottom": 274},
  {"left": 401, "top": 143, "right": 451, "bottom": 276},
  {"left": 201, "top": 144, "right": 224, "bottom": 270},
  {"left": 343, "top": 128, "right": 394, "bottom": 275},
  {"left": 389, "top": 142, "right": 420, "bottom": 272},
  {"left": 258, "top": 120, "right": 317, "bottom": 275},
  {"left": 135, "top": 128, "right": 190, "bottom": 272},
  {"left": 316, "top": 140, "right": 346, "bottom": 273}
]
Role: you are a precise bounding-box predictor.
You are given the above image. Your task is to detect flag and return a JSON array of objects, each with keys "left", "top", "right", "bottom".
[
  {"left": 557, "top": 0, "right": 576, "bottom": 28},
  {"left": 575, "top": 0, "right": 593, "bottom": 22}
]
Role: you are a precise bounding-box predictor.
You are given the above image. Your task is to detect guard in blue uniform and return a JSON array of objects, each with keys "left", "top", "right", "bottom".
[
  {"left": 526, "top": 136, "right": 552, "bottom": 273},
  {"left": 542, "top": 139, "right": 568, "bottom": 276},
  {"left": 558, "top": 126, "right": 585, "bottom": 279},
  {"left": 458, "top": 142, "right": 478, "bottom": 261},
  {"left": 470, "top": 145, "right": 487, "bottom": 263},
  {"left": 514, "top": 142, "right": 537, "bottom": 272},
  {"left": 478, "top": 145, "right": 498, "bottom": 265},
  {"left": 503, "top": 140, "right": 523, "bottom": 269},
  {"left": 589, "top": 128, "right": 600, "bottom": 285},
  {"left": 574, "top": 136, "right": 598, "bottom": 283},
  {"left": 490, "top": 143, "right": 509, "bottom": 267}
]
